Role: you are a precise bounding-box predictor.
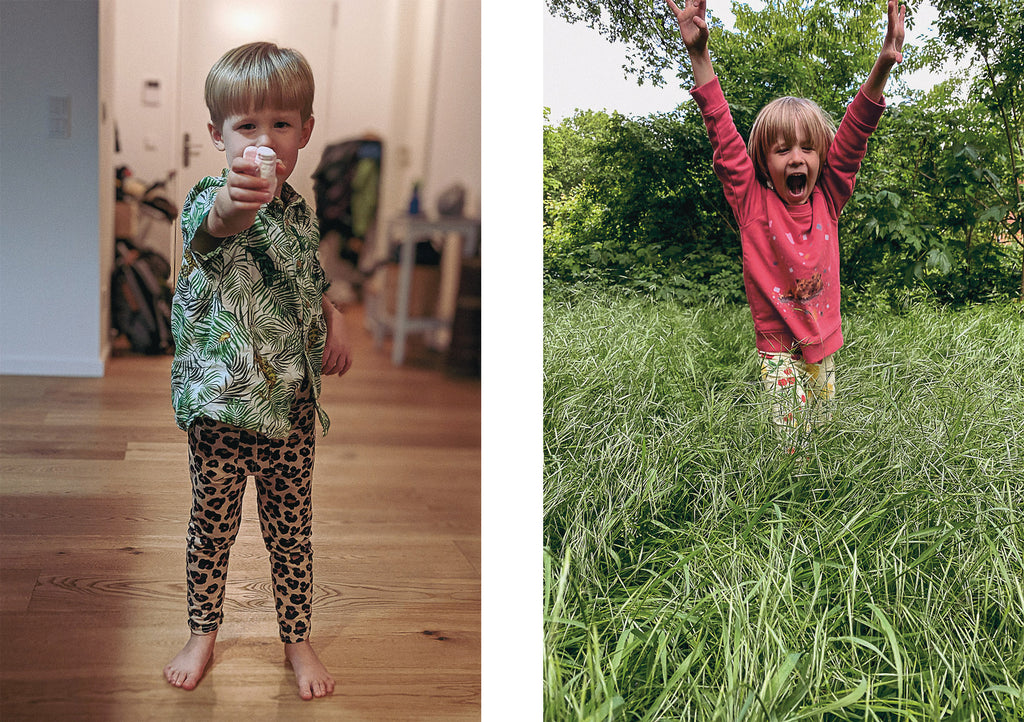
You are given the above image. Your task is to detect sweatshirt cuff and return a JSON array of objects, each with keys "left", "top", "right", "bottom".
[
  {"left": 689, "top": 75, "right": 725, "bottom": 113},
  {"left": 853, "top": 85, "right": 887, "bottom": 124}
]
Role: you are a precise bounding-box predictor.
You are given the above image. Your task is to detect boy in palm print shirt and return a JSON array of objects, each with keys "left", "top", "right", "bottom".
[{"left": 166, "top": 42, "right": 351, "bottom": 701}]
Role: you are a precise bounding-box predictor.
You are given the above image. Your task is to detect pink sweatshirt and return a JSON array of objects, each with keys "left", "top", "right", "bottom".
[{"left": 690, "top": 77, "right": 885, "bottom": 363}]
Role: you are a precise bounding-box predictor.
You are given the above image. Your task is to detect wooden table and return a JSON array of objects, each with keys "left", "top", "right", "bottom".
[{"left": 368, "top": 214, "right": 481, "bottom": 365}]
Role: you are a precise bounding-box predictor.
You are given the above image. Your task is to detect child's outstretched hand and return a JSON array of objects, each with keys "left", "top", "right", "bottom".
[
  {"left": 863, "top": 0, "right": 905, "bottom": 101},
  {"left": 881, "top": 0, "right": 906, "bottom": 65},
  {"left": 206, "top": 154, "right": 273, "bottom": 238},
  {"left": 667, "top": 0, "right": 709, "bottom": 55},
  {"left": 225, "top": 153, "right": 274, "bottom": 212}
]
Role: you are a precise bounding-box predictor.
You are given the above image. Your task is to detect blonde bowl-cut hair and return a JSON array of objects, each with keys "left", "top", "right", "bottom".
[
  {"left": 747, "top": 96, "right": 836, "bottom": 187},
  {"left": 205, "top": 42, "right": 314, "bottom": 129}
]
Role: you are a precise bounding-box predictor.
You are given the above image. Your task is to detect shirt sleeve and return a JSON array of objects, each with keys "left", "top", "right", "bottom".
[
  {"left": 180, "top": 177, "right": 219, "bottom": 248},
  {"left": 312, "top": 257, "right": 331, "bottom": 298},
  {"left": 180, "top": 175, "right": 234, "bottom": 278},
  {"left": 180, "top": 173, "right": 279, "bottom": 280},
  {"left": 690, "top": 76, "right": 761, "bottom": 226},
  {"left": 820, "top": 87, "right": 886, "bottom": 215}
]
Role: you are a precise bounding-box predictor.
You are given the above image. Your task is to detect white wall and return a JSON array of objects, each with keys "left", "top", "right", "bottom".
[
  {"left": 0, "top": 0, "right": 110, "bottom": 377},
  {"left": 323, "top": 1, "right": 398, "bottom": 152},
  {"left": 374, "top": 0, "right": 482, "bottom": 231},
  {"left": 111, "top": 0, "right": 180, "bottom": 193},
  {"left": 426, "top": 0, "right": 481, "bottom": 217},
  {"left": 99, "top": 0, "right": 116, "bottom": 360}
]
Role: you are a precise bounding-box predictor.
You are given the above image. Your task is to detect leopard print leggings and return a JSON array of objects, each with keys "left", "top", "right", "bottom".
[{"left": 185, "top": 384, "right": 317, "bottom": 643}]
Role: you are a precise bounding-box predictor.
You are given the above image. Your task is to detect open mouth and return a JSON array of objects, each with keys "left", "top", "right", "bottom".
[{"left": 785, "top": 173, "right": 807, "bottom": 197}]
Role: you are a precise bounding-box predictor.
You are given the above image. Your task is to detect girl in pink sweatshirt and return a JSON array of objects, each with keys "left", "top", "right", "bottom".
[{"left": 668, "top": 0, "right": 905, "bottom": 440}]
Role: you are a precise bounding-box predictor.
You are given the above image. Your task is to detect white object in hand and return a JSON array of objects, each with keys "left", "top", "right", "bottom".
[
  {"left": 256, "top": 147, "right": 277, "bottom": 183},
  {"left": 243, "top": 145, "right": 276, "bottom": 181}
]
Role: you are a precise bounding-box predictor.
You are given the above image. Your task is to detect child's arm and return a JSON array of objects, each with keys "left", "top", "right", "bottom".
[
  {"left": 818, "top": 0, "right": 904, "bottom": 210},
  {"left": 192, "top": 155, "right": 275, "bottom": 253},
  {"left": 670, "top": 0, "right": 759, "bottom": 224},
  {"left": 861, "top": 0, "right": 905, "bottom": 102},
  {"left": 667, "top": 0, "right": 715, "bottom": 88},
  {"left": 321, "top": 296, "right": 353, "bottom": 377}
]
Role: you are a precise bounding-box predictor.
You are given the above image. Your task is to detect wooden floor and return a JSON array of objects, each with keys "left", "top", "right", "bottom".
[{"left": 0, "top": 305, "right": 481, "bottom": 720}]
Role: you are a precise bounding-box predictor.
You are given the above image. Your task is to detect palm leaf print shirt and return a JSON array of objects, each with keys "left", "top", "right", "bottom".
[{"left": 171, "top": 173, "right": 331, "bottom": 438}]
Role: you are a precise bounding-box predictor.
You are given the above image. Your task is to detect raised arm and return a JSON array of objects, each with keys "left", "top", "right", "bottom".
[
  {"left": 861, "top": 0, "right": 905, "bottom": 102},
  {"left": 668, "top": 0, "right": 715, "bottom": 88}
]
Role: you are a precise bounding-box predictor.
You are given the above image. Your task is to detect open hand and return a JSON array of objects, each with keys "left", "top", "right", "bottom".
[
  {"left": 881, "top": 0, "right": 905, "bottom": 65},
  {"left": 667, "top": 0, "right": 709, "bottom": 55}
]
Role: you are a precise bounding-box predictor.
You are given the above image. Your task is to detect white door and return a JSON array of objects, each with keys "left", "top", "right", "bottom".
[{"left": 175, "top": 0, "right": 337, "bottom": 208}]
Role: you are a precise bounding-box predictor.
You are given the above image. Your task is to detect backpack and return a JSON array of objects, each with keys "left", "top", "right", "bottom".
[{"left": 111, "top": 239, "right": 174, "bottom": 354}]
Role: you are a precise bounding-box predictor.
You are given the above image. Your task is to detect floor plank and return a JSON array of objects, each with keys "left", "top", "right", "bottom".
[{"left": 0, "top": 305, "right": 481, "bottom": 719}]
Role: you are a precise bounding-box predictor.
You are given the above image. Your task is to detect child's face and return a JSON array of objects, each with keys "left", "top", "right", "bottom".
[
  {"left": 208, "top": 106, "right": 314, "bottom": 196},
  {"left": 766, "top": 126, "right": 820, "bottom": 206}
]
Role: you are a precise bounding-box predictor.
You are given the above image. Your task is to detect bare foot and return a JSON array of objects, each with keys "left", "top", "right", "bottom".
[
  {"left": 285, "top": 640, "right": 335, "bottom": 700},
  {"left": 164, "top": 631, "right": 217, "bottom": 690}
]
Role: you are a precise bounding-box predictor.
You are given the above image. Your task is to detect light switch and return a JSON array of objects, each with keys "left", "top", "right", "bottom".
[{"left": 48, "top": 95, "right": 71, "bottom": 139}]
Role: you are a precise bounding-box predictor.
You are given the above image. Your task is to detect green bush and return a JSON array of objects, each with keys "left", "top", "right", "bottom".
[{"left": 544, "top": 110, "right": 747, "bottom": 305}]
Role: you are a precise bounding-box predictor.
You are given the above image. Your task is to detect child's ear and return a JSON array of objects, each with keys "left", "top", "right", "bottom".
[
  {"left": 298, "top": 116, "right": 315, "bottom": 149},
  {"left": 207, "top": 121, "right": 225, "bottom": 151}
]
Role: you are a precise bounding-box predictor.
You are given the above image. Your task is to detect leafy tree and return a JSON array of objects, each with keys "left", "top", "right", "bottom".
[
  {"left": 710, "top": 0, "right": 888, "bottom": 124},
  {"left": 545, "top": 0, "right": 894, "bottom": 109},
  {"left": 543, "top": 108, "right": 615, "bottom": 214},
  {"left": 845, "top": 82, "right": 1020, "bottom": 301},
  {"left": 925, "top": 0, "right": 1023, "bottom": 296},
  {"left": 841, "top": 0, "right": 1023, "bottom": 301},
  {"left": 544, "top": 108, "right": 745, "bottom": 303}
]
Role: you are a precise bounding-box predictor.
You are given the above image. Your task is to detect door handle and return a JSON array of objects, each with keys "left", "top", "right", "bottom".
[{"left": 182, "top": 132, "right": 202, "bottom": 168}]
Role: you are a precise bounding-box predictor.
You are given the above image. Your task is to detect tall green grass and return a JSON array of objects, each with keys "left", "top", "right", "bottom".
[{"left": 544, "top": 285, "right": 1024, "bottom": 720}]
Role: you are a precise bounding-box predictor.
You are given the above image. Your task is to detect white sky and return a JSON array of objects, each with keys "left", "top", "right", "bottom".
[{"left": 543, "top": 1, "right": 952, "bottom": 122}]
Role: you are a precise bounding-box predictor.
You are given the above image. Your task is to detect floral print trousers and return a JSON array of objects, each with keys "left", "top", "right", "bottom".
[
  {"left": 184, "top": 383, "right": 317, "bottom": 643},
  {"left": 758, "top": 351, "right": 836, "bottom": 439}
]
